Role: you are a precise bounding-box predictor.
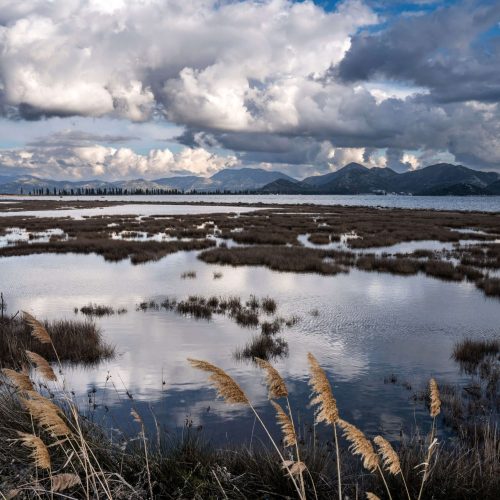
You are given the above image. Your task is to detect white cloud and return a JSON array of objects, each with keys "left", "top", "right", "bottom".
[
  {"left": 0, "top": 0, "right": 377, "bottom": 126},
  {"left": 0, "top": 0, "right": 499, "bottom": 174},
  {"left": 0, "top": 144, "right": 239, "bottom": 180}
]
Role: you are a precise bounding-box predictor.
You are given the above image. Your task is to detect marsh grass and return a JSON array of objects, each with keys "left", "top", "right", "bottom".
[
  {"left": 476, "top": 277, "right": 500, "bottom": 296},
  {"left": 0, "top": 318, "right": 499, "bottom": 499},
  {"left": 0, "top": 315, "right": 114, "bottom": 368},
  {"left": 234, "top": 334, "right": 289, "bottom": 361},
  {"left": 453, "top": 338, "right": 500, "bottom": 369},
  {"left": 79, "top": 303, "right": 115, "bottom": 317},
  {"left": 137, "top": 294, "right": 281, "bottom": 330}
]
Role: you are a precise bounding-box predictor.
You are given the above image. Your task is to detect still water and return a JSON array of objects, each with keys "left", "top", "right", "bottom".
[
  {"left": 2, "top": 247, "right": 498, "bottom": 444},
  {"left": 3, "top": 193, "right": 500, "bottom": 212}
]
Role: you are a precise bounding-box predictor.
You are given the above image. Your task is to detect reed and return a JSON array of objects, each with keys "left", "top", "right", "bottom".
[
  {"left": 255, "top": 357, "right": 288, "bottom": 399},
  {"left": 18, "top": 432, "right": 51, "bottom": 470},
  {"left": 26, "top": 351, "right": 57, "bottom": 381},
  {"left": 308, "top": 353, "right": 342, "bottom": 500}
]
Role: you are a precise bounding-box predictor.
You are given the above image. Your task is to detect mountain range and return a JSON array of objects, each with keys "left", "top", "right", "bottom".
[{"left": 0, "top": 163, "right": 499, "bottom": 196}]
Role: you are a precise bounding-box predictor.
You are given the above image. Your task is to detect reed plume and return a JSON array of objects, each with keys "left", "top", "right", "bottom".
[
  {"left": 307, "top": 353, "right": 338, "bottom": 425},
  {"left": 338, "top": 419, "right": 379, "bottom": 472},
  {"left": 282, "top": 459, "right": 306, "bottom": 477},
  {"left": 131, "top": 408, "right": 143, "bottom": 426},
  {"left": 429, "top": 378, "right": 441, "bottom": 418},
  {"left": 2, "top": 368, "right": 33, "bottom": 392},
  {"left": 255, "top": 357, "right": 288, "bottom": 399},
  {"left": 18, "top": 432, "right": 51, "bottom": 470},
  {"left": 20, "top": 392, "right": 72, "bottom": 437},
  {"left": 188, "top": 358, "right": 249, "bottom": 405},
  {"left": 374, "top": 436, "right": 401, "bottom": 475},
  {"left": 271, "top": 400, "right": 297, "bottom": 447},
  {"left": 22, "top": 311, "right": 52, "bottom": 344},
  {"left": 26, "top": 351, "right": 57, "bottom": 381},
  {"left": 51, "top": 473, "right": 81, "bottom": 492}
]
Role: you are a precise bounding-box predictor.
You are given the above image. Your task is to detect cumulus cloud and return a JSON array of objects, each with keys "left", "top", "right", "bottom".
[
  {"left": 0, "top": 142, "right": 239, "bottom": 180},
  {"left": 0, "top": 0, "right": 499, "bottom": 175}
]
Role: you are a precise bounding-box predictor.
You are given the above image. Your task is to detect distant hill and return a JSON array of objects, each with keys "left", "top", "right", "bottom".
[
  {"left": 260, "top": 163, "right": 500, "bottom": 196},
  {"left": 260, "top": 178, "right": 308, "bottom": 194},
  {"left": 0, "top": 167, "right": 296, "bottom": 195},
  {"left": 1, "top": 163, "right": 499, "bottom": 196}
]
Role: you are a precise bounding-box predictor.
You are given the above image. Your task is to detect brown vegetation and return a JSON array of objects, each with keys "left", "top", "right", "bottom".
[{"left": 0, "top": 314, "right": 113, "bottom": 368}]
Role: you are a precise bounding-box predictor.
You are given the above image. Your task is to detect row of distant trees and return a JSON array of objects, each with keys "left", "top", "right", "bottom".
[{"left": 23, "top": 187, "right": 255, "bottom": 196}]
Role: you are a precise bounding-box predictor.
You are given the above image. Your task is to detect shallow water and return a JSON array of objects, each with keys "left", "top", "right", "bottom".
[
  {"left": 2, "top": 247, "right": 498, "bottom": 443},
  {"left": 0, "top": 203, "right": 261, "bottom": 218},
  {"left": 3, "top": 193, "right": 500, "bottom": 212}
]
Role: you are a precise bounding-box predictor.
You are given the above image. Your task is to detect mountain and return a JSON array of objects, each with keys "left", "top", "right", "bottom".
[
  {"left": 392, "top": 163, "right": 499, "bottom": 194},
  {"left": 260, "top": 178, "right": 308, "bottom": 194},
  {"left": 260, "top": 163, "right": 500, "bottom": 196},
  {"left": 154, "top": 175, "right": 204, "bottom": 191},
  {"left": 207, "top": 168, "right": 295, "bottom": 192},
  {"left": 485, "top": 180, "right": 500, "bottom": 195},
  {"left": 0, "top": 167, "right": 296, "bottom": 194},
  {"left": 1, "top": 164, "right": 499, "bottom": 196}
]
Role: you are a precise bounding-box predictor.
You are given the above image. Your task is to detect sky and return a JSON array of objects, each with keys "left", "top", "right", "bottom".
[{"left": 0, "top": 0, "right": 499, "bottom": 181}]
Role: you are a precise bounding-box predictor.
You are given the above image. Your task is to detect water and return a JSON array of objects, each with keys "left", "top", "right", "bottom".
[
  {"left": 2, "top": 248, "right": 498, "bottom": 444},
  {"left": 2, "top": 193, "right": 500, "bottom": 212},
  {"left": 0, "top": 203, "right": 260, "bottom": 218}
]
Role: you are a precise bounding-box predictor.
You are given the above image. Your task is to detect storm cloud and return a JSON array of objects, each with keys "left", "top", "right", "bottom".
[{"left": 0, "top": 0, "right": 499, "bottom": 179}]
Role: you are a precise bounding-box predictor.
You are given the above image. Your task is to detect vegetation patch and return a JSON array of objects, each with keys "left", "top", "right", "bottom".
[
  {"left": 78, "top": 303, "right": 116, "bottom": 317},
  {"left": 0, "top": 313, "right": 114, "bottom": 368}
]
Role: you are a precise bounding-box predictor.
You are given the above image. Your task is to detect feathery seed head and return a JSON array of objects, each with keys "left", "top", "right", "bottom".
[
  {"left": 255, "top": 357, "right": 288, "bottom": 399},
  {"left": 26, "top": 351, "right": 57, "bottom": 381},
  {"left": 23, "top": 311, "right": 52, "bottom": 344},
  {"left": 429, "top": 378, "right": 441, "bottom": 418},
  {"left": 20, "top": 393, "right": 71, "bottom": 437},
  {"left": 2, "top": 368, "right": 33, "bottom": 392},
  {"left": 282, "top": 460, "right": 307, "bottom": 477},
  {"left": 188, "top": 358, "right": 249, "bottom": 405},
  {"left": 271, "top": 400, "right": 297, "bottom": 447},
  {"left": 338, "top": 419, "right": 379, "bottom": 472},
  {"left": 374, "top": 435, "right": 401, "bottom": 475},
  {"left": 51, "top": 473, "right": 81, "bottom": 492},
  {"left": 307, "top": 353, "right": 339, "bottom": 425},
  {"left": 18, "top": 432, "right": 51, "bottom": 470}
]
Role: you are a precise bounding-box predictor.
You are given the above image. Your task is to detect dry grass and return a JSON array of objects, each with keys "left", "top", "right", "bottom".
[
  {"left": 453, "top": 338, "right": 500, "bottom": 367},
  {"left": 199, "top": 245, "right": 347, "bottom": 275},
  {"left": 79, "top": 303, "right": 115, "bottom": 316},
  {"left": 234, "top": 334, "right": 289, "bottom": 361},
  {"left": 0, "top": 334, "right": 498, "bottom": 499},
  {"left": 0, "top": 315, "right": 114, "bottom": 368}
]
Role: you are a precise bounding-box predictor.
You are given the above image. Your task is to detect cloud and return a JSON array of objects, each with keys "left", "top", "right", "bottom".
[
  {"left": 337, "top": 1, "right": 500, "bottom": 104},
  {"left": 0, "top": 143, "right": 239, "bottom": 180},
  {"left": 0, "top": 0, "right": 499, "bottom": 175},
  {"left": 26, "top": 130, "right": 140, "bottom": 147}
]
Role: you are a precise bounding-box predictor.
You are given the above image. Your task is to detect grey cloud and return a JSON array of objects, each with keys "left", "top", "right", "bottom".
[
  {"left": 27, "top": 130, "right": 141, "bottom": 148},
  {"left": 1, "top": 0, "right": 500, "bottom": 175},
  {"left": 337, "top": 1, "right": 500, "bottom": 104}
]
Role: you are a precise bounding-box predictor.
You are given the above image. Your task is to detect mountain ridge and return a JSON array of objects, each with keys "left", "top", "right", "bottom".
[{"left": 0, "top": 164, "right": 499, "bottom": 196}]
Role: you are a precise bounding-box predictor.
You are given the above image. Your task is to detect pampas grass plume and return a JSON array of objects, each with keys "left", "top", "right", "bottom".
[
  {"left": 18, "top": 432, "right": 51, "bottom": 470},
  {"left": 374, "top": 435, "right": 401, "bottom": 475},
  {"left": 271, "top": 400, "right": 297, "bottom": 447},
  {"left": 307, "top": 352, "right": 339, "bottom": 425},
  {"left": 22, "top": 311, "right": 52, "bottom": 344},
  {"left": 26, "top": 351, "right": 57, "bottom": 381},
  {"left": 188, "top": 358, "right": 249, "bottom": 405},
  {"left": 255, "top": 357, "right": 288, "bottom": 399}
]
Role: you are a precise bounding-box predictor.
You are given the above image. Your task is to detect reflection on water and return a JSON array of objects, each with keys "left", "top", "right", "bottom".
[
  {"left": 2, "top": 250, "right": 498, "bottom": 442},
  {"left": 1, "top": 204, "right": 261, "bottom": 218},
  {"left": 3, "top": 193, "right": 500, "bottom": 212}
]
